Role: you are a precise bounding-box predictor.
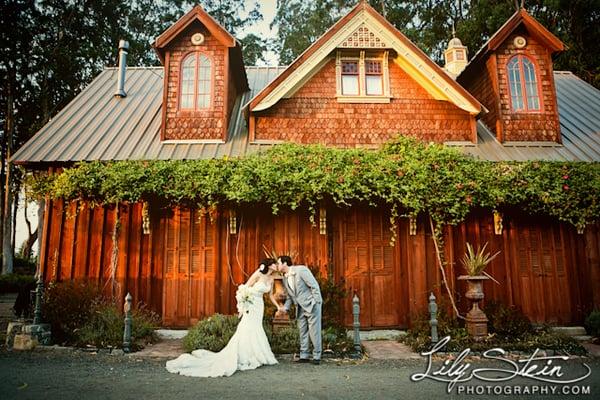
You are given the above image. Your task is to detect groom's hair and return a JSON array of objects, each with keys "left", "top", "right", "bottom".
[
  {"left": 259, "top": 258, "right": 276, "bottom": 274},
  {"left": 278, "top": 255, "right": 292, "bottom": 266}
]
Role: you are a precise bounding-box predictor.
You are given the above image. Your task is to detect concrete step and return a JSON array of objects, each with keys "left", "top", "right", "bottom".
[
  {"left": 155, "top": 329, "right": 188, "bottom": 340},
  {"left": 346, "top": 329, "right": 406, "bottom": 341},
  {"left": 551, "top": 326, "right": 587, "bottom": 337},
  {"left": 573, "top": 335, "right": 593, "bottom": 342}
]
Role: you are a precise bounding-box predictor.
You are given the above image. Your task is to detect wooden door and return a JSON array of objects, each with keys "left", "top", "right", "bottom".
[
  {"left": 338, "top": 208, "right": 399, "bottom": 328},
  {"left": 163, "top": 208, "right": 216, "bottom": 326},
  {"left": 513, "top": 221, "right": 571, "bottom": 324}
]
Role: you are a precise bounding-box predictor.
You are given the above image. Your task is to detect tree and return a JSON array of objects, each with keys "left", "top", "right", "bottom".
[
  {"left": 271, "top": 0, "right": 354, "bottom": 65},
  {"left": 271, "top": 0, "right": 600, "bottom": 88},
  {"left": 0, "top": 0, "right": 40, "bottom": 274},
  {"left": 0, "top": 0, "right": 267, "bottom": 274},
  {"left": 241, "top": 33, "right": 269, "bottom": 65}
]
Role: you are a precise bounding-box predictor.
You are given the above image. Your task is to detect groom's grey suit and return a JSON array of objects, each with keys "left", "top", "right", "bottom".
[{"left": 282, "top": 265, "right": 323, "bottom": 360}]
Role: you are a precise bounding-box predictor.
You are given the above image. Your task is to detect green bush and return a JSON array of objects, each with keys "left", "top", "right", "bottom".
[
  {"left": 13, "top": 255, "right": 37, "bottom": 274},
  {"left": 267, "top": 323, "right": 300, "bottom": 354},
  {"left": 322, "top": 326, "right": 356, "bottom": 356},
  {"left": 42, "top": 281, "right": 102, "bottom": 344},
  {"left": 585, "top": 309, "right": 600, "bottom": 337},
  {"left": 0, "top": 273, "right": 36, "bottom": 294},
  {"left": 401, "top": 300, "right": 586, "bottom": 355},
  {"left": 310, "top": 266, "right": 348, "bottom": 329},
  {"left": 484, "top": 301, "right": 533, "bottom": 338},
  {"left": 42, "top": 280, "right": 158, "bottom": 349},
  {"left": 76, "top": 301, "right": 159, "bottom": 350},
  {"left": 183, "top": 314, "right": 239, "bottom": 352}
]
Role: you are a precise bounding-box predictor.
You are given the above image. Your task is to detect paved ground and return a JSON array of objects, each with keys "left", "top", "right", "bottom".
[
  {"left": 1, "top": 347, "right": 599, "bottom": 400},
  {"left": 362, "top": 340, "right": 421, "bottom": 360}
]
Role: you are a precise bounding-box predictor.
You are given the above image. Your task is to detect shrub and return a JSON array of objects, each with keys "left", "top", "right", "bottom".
[
  {"left": 13, "top": 255, "right": 37, "bottom": 275},
  {"left": 76, "top": 301, "right": 159, "bottom": 350},
  {"left": 267, "top": 323, "right": 300, "bottom": 354},
  {"left": 585, "top": 309, "right": 600, "bottom": 337},
  {"left": 401, "top": 300, "right": 586, "bottom": 355},
  {"left": 484, "top": 300, "right": 533, "bottom": 338},
  {"left": 0, "top": 273, "right": 36, "bottom": 294},
  {"left": 183, "top": 314, "right": 239, "bottom": 352},
  {"left": 309, "top": 266, "right": 347, "bottom": 329},
  {"left": 322, "top": 326, "right": 356, "bottom": 356},
  {"left": 42, "top": 280, "right": 158, "bottom": 349},
  {"left": 42, "top": 281, "right": 101, "bottom": 344}
]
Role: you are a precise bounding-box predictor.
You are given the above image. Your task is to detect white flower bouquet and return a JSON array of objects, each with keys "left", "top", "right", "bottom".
[{"left": 236, "top": 284, "right": 255, "bottom": 315}]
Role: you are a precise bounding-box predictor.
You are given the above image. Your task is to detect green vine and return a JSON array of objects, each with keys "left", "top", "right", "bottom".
[{"left": 24, "top": 137, "right": 599, "bottom": 235}]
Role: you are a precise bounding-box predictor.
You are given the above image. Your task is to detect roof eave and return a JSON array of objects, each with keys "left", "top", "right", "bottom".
[
  {"left": 153, "top": 5, "right": 237, "bottom": 64},
  {"left": 457, "top": 9, "right": 565, "bottom": 82}
]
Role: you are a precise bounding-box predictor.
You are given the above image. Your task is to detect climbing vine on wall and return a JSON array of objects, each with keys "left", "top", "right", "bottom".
[{"left": 25, "top": 137, "right": 600, "bottom": 234}]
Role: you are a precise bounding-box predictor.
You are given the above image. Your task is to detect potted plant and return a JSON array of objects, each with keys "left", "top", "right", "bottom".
[{"left": 457, "top": 242, "right": 500, "bottom": 339}]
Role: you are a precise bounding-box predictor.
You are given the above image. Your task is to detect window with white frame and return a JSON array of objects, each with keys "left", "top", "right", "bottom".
[
  {"left": 507, "top": 55, "right": 541, "bottom": 112},
  {"left": 179, "top": 52, "right": 212, "bottom": 110},
  {"left": 336, "top": 50, "right": 390, "bottom": 102},
  {"left": 341, "top": 60, "right": 360, "bottom": 95}
]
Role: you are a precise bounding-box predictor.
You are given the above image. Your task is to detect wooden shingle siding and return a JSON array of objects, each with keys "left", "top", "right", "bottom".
[
  {"left": 495, "top": 33, "right": 561, "bottom": 142},
  {"left": 254, "top": 59, "right": 476, "bottom": 145},
  {"left": 163, "top": 23, "right": 228, "bottom": 141},
  {"left": 460, "top": 30, "right": 562, "bottom": 143}
]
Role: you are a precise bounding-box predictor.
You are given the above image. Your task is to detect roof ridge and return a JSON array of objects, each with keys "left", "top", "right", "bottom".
[{"left": 104, "top": 66, "right": 163, "bottom": 70}]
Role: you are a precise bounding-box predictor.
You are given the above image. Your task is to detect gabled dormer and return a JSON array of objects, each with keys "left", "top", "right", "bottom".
[
  {"left": 153, "top": 6, "right": 248, "bottom": 142},
  {"left": 247, "top": 1, "right": 483, "bottom": 146},
  {"left": 457, "top": 9, "right": 564, "bottom": 143}
]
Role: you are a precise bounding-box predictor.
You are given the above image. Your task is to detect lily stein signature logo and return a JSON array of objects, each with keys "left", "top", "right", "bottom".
[{"left": 410, "top": 336, "right": 592, "bottom": 393}]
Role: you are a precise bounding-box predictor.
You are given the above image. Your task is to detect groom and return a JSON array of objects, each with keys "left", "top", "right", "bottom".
[{"left": 277, "top": 256, "right": 323, "bottom": 365}]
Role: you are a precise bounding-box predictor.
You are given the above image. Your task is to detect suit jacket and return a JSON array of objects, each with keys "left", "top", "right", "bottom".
[{"left": 282, "top": 265, "right": 323, "bottom": 313}]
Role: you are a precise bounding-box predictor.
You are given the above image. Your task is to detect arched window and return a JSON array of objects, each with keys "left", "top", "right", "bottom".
[
  {"left": 507, "top": 55, "right": 541, "bottom": 112},
  {"left": 179, "top": 52, "right": 212, "bottom": 110}
]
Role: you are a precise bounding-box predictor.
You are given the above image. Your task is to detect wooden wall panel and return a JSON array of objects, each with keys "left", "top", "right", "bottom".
[{"left": 38, "top": 200, "right": 599, "bottom": 328}]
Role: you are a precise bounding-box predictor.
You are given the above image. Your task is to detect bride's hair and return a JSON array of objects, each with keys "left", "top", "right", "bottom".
[{"left": 259, "top": 258, "right": 276, "bottom": 274}]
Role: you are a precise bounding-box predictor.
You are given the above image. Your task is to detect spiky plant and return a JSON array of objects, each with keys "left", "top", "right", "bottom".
[
  {"left": 461, "top": 242, "right": 500, "bottom": 280},
  {"left": 262, "top": 245, "right": 298, "bottom": 264}
]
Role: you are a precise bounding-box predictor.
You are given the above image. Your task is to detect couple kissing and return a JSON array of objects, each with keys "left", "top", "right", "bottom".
[{"left": 166, "top": 256, "right": 323, "bottom": 377}]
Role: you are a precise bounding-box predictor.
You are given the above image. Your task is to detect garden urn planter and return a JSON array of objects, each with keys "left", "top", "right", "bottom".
[
  {"left": 271, "top": 274, "right": 290, "bottom": 332},
  {"left": 458, "top": 275, "right": 490, "bottom": 339}
]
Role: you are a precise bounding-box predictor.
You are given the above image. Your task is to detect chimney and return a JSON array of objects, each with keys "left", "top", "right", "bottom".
[{"left": 114, "top": 40, "right": 129, "bottom": 97}]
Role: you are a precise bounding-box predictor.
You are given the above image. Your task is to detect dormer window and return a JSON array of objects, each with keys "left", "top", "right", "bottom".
[
  {"left": 507, "top": 55, "right": 541, "bottom": 112},
  {"left": 336, "top": 50, "right": 390, "bottom": 103},
  {"left": 180, "top": 52, "right": 212, "bottom": 110}
]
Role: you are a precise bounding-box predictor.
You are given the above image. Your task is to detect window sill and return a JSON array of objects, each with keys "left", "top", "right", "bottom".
[
  {"left": 176, "top": 109, "right": 214, "bottom": 117},
  {"left": 336, "top": 95, "right": 390, "bottom": 104}
]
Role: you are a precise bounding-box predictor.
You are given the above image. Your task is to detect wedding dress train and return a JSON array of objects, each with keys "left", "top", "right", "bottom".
[{"left": 166, "top": 281, "right": 278, "bottom": 377}]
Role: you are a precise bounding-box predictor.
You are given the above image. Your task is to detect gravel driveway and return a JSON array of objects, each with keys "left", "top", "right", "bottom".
[{"left": 1, "top": 349, "right": 599, "bottom": 400}]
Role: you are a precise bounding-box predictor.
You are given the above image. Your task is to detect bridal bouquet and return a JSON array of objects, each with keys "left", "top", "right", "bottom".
[{"left": 236, "top": 284, "right": 255, "bottom": 315}]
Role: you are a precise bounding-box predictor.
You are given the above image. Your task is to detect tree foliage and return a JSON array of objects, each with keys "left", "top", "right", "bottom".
[
  {"left": 0, "top": 0, "right": 265, "bottom": 153},
  {"left": 271, "top": 0, "right": 600, "bottom": 87}
]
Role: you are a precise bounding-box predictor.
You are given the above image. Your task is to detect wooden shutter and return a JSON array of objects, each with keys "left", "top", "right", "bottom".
[{"left": 189, "top": 209, "right": 216, "bottom": 323}]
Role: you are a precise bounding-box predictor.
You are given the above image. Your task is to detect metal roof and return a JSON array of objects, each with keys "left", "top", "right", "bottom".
[
  {"left": 448, "top": 71, "right": 600, "bottom": 161},
  {"left": 12, "top": 66, "right": 286, "bottom": 164},
  {"left": 12, "top": 67, "right": 600, "bottom": 164}
]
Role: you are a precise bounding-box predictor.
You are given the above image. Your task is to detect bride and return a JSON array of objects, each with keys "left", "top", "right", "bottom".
[{"left": 166, "top": 258, "right": 279, "bottom": 377}]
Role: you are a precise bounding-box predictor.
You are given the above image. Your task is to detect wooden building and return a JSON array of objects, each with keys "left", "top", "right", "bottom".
[{"left": 13, "top": 3, "right": 600, "bottom": 328}]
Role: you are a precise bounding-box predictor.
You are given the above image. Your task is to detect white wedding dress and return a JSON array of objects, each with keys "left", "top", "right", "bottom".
[{"left": 166, "top": 280, "right": 278, "bottom": 377}]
